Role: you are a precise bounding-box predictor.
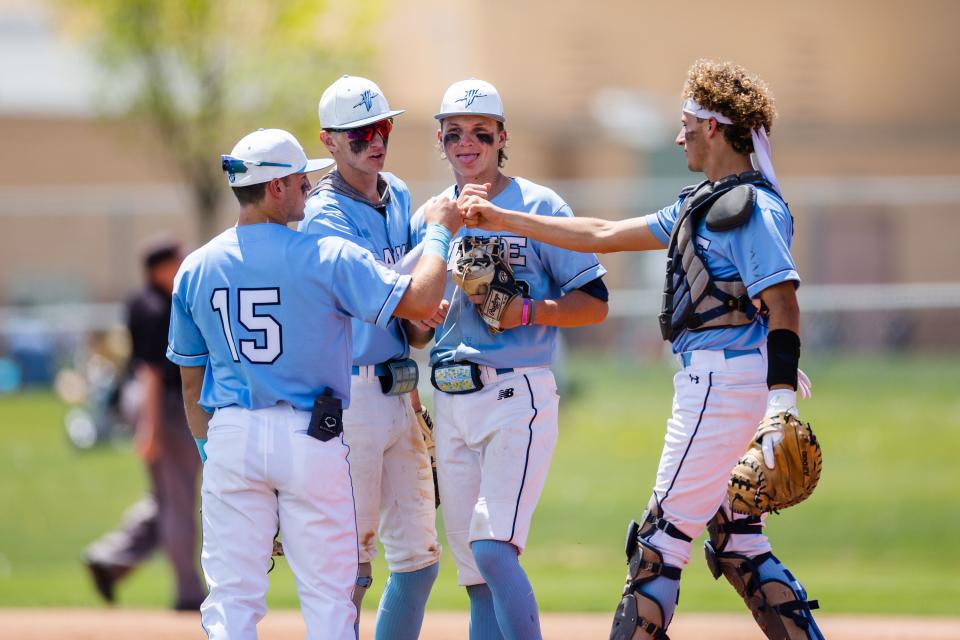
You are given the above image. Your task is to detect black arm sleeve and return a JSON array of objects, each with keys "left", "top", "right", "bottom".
[
  {"left": 576, "top": 276, "right": 609, "bottom": 302},
  {"left": 767, "top": 328, "right": 800, "bottom": 389}
]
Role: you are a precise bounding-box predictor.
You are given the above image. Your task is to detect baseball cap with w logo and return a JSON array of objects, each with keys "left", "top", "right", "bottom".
[
  {"left": 318, "top": 75, "right": 405, "bottom": 130},
  {"left": 435, "top": 78, "right": 504, "bottom": 123}
]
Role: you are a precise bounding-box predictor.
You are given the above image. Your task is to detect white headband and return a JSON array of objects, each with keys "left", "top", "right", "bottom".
[{"left": 681, "top": 98, "right": 781, "bottom": 196}]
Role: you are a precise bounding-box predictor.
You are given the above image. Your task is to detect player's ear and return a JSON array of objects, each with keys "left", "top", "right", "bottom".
[
  {"left": 319, "top": 131, "right": 337, "bottom": 153},
  {"left": 269, "top": 178, "right": 284, "bottom": 198},
  {"left": 436, "top": 128, "right": 446, "bottom": 160},
  {"left": 707, "top": 118, "right": 720, "bottom": 138}
]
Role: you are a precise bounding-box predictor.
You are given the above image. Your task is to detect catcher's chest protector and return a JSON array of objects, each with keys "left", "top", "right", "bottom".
[{"left": 658, "top": 171, "right": 780, "bottom": 342}]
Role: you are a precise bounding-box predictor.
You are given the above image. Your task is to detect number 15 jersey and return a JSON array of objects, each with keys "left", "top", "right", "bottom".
[{"left": 166, "top": 223, "right": 410, "bottom": 412}]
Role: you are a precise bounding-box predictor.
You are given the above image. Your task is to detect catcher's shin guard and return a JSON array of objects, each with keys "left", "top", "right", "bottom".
[
  {"left": 705, "top": 546, "right": 821, "bottom": 637},
  {"left": 610, "top": 519, "right": 682, "bottom": 640},
  {"left": 705, "top": 509, "right": 822, "bottom": 639}
]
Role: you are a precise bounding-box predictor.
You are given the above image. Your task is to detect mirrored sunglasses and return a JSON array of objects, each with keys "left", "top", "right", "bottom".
[
  {"left": 221, "top": 155, "right": 294, "bottom": 174},
  {"left": 334, "top": 118, "right": 393, "bottom": 143}
]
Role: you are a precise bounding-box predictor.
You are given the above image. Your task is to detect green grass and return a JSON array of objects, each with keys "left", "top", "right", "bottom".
[{"left": 1, "top": 353, "right": 958, "bottom": 615}]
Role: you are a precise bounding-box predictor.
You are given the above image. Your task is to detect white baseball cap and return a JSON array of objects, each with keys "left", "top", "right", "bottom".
[
  {"left": 318, "top": 75, "right": 404, "bottom": 130},
  {"left": 222, "top": 128, "right": 333, "bottom": 187},
  {"left": 434, "top": 78, "right": 504, "bottom": 123}
]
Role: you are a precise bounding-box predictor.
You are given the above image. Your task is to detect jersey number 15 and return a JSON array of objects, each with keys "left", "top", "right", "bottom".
[{"left": 210, "top": 288, "right": 283, "bottom": 364}]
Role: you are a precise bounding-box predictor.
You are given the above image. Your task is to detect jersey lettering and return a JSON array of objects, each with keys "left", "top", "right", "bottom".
[
  {"left": 211, "top": 288, "right": 240, "bottom": 362},
  {"left": 500, "top": 236, "right": 527, "bottom": 267},
  {"left": 210, "top": 287, "right": 284, "bottom": 365},
  {"left": 238, "top": 288, "right": 283, "bottom": 364},
  {"left": 456, "top": 235, "right": 528, "bottom": 268},
  {"left": 381, "top": 244, "right": 408, "bottom": 266}
]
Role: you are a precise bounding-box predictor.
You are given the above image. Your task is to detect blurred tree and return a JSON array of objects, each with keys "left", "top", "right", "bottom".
[{"left": 56, "top": 0, "right": 380, "bottom": 239}]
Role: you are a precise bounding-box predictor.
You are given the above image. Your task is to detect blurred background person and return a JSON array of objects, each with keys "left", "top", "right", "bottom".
[{"left": 83, "top": 239, "right": 205, "bottom": 611}]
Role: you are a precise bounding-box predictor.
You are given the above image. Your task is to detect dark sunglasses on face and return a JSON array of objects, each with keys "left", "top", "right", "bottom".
[{"left": 332, "top": 118, "right": 393, "bottom": 143}]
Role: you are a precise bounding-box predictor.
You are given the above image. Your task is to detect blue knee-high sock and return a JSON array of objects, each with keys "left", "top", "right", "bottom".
[
  {"left": 467, "top": 583, "right": 505, "bottom": 640},
  {"left": 470, "top": 540, "right": 542, "bottom": 640},
  {"left": 374, "top": 563, "right": 439, "bottom": 640}
]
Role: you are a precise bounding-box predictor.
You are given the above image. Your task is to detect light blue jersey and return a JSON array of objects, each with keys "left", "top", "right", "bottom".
[
  {"left": 166, "top": 223, "right": 410, "bottom": 411},
  {"left": 644, "top": 185, "right": 799, "bottom": 354},
  {"left": 299, "top": 171, "right": 412, "bottom": 366},
  {"left": 410, "top": 177, "right": 606, "bottom": 369}
]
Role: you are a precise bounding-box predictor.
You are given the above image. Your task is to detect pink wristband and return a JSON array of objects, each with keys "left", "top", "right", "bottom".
[{"left": 521, "top": 298, "right": 532, "bottom": 326}]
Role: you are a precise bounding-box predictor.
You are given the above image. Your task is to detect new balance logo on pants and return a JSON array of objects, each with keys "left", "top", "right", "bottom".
[{"left": 497, "top": 388, "right": 514, "bottom": 400}]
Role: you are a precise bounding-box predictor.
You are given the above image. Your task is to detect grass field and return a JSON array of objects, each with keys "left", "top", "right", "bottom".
[{"left": 1, "top": 353, "right": 958, "bottom": 616}]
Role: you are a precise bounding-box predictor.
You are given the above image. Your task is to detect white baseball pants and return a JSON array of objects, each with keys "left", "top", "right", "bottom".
[
  {"left": 434, "top": 366, "right": 559, "bottom": 586},
  {"left": 199, "top": 404, "right": 358, "bottom": 640},
  {"left": 647, "top": 350, "right": 773, "bottom": 569},
  {"left": 343, "top": 370, "right": 440, "bottom": 572}
]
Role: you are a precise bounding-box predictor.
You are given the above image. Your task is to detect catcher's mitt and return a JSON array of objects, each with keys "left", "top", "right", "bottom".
[
  {"left": 452, "top": 236, "right": 522, "bottom": 333},
  {"left": 728, "top": 411, "right": 822, "bottom": 516}
]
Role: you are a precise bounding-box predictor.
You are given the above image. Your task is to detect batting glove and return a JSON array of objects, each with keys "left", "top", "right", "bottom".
[
  {"left": 760, "top": 389, "right": 799, "bottom": 469},
  {"left": 797, "top": 368, "right": 812, "bottom": 400}
]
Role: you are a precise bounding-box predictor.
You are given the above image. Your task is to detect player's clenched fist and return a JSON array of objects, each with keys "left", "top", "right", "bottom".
[
  {"left": 461, "top": 194, "right": 507, "bottom": 231},
  {"left": 412, "top": 299, "right": 450, "bottom": 330},
  {"left": 422, "top": 196, "right": 463, "bottom": 233},
  {"left": 457, "top": 182, "right": 490, "bottom": 210}
]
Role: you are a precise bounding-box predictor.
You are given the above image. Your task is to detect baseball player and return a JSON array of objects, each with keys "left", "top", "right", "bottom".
[
  {"left": 462, "top": 60, "right": 823, "bottom": 639},
  {"left": 166, "top": 127, "right": 461, "bottom": 640},
  {"left": 411, "top": 78, "right": 609, "bottom": 640},
  {"left": 299, "top": 75, "right": 442, "bottom": 639}
]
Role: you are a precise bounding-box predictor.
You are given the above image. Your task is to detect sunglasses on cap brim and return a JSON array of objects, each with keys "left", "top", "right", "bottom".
[
  {"left": 329, "top": 118, "right": 393, "bottom": 143},
  {"left": 221, "top": 155, "right": 294, "bottom": 174}
]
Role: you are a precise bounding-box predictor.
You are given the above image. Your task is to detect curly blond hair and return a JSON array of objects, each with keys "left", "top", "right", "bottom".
[{"left": 682, "top": 59, "right": 777, "bottom": 155}]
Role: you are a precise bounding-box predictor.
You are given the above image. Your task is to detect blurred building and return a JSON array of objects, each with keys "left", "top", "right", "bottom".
[{"left": 2, "top": 0, "right": 958, "bottom": 349}]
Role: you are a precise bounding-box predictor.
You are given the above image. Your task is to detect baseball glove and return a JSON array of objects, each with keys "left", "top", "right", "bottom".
[
  {"left": 415, "top": 408, "right": 440, "bottom": 508},
  {"left": 451, "top": 236, "right": 522, "bottom": 333},
  {"left": 728, "top": 412, "right": 822, "bottom": 516},
  {"left": 268, "top": 534, "right": 284, "bottom": 573}
]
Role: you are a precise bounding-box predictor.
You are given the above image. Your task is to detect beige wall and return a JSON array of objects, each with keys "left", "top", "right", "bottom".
[{"left": 1, "top": 0, "right": 958, "bottom": 304}]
